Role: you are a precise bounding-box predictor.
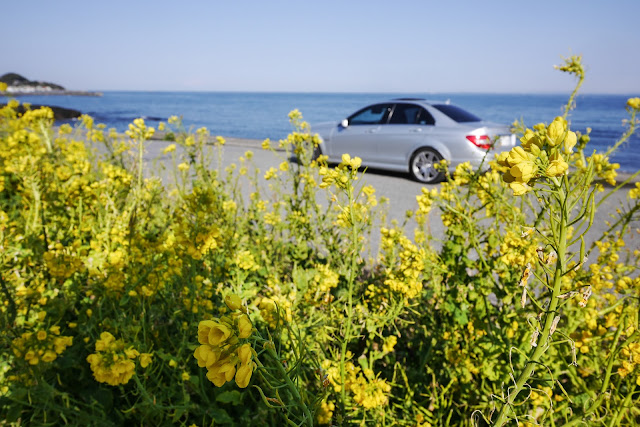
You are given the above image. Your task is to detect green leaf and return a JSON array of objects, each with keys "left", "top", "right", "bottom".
[
  {"left": 6, "top": 402, "right": 22, "bottom": 423},
  {"left": 207, "top": 407, "right": 233, "bottom": 424},
  {"left": 453, "top": 306, "right": 469, "bottom": 325},
  {"left": 216, "top": 390, "right": 243, "bottom": 405}
]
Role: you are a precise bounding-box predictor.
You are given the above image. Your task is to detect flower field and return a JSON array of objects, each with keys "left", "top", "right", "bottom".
[{"left": 1, "top": 57, "right": 640, "bottom": 426}]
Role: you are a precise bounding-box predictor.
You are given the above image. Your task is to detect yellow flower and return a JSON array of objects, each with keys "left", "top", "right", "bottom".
[
  {"left": 139, "top": 353, "right": 153, "bottom": 368},
  {"left": 235, "top": 363, "right": 253, "bottom": 388},
  {"left": 547, "top": 117, "right": 567, "bottom": 146},
  {"left": 124, "top": 347, "right": 140, "bottom": 359},
  {"left": 317, "top": 400, "right": 335, "bottom": 425},
  {"left": 627, "top": 97, "right": 640, "bottom": 110},
  {"left": 507, "top": 146, "right": 534, "bottom": 166},
  {"left": 382, "top": 336, "right": 397, "bottom": 353},
  {"left": 207, "top": 358, "right": 237, "bottom": 387},
  {"left": 194, "top": 345, "right": 220, "bottom": 368},
  {"left": 41, "top": 350, "right": 57, "bottom": 363},
  {"left": 181, "top": 371, "right": 191, "bottom": 381},
  {"left": 564, "top": 131, "right": 577, "bottom": 154},
  {"left": 163, "top": 144, "right": 176, "bottom": 154},
  {"left": 546, "top": 152, "right": 568, "bottom": 177},
  {"left": 237, "top": 343, "right": 252, "bottom": 365},
  {"left": 510, "top": 181, "right": 531, "bottom": 196},
  {"left": 37, "top": 330, "right": 47, "bottom": 341},
  {"left": 510, "top": 161, "right": 537, "bottom": 183},
  {"left": 198, "top": 320, "right": 232, "bottom": 346},
  {"left": 178, "top": 162, "right": 190, "bottom": 172},
  {"left": 520, "top": 129, "right": 542, "bottom": 152},
  {"left": 237, "top": 315, "right": 252, "bottom": 339}
]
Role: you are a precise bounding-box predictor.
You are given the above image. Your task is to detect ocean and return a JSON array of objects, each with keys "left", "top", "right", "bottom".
[{"left": 2, "top": 92, "right": 639, "bottom": 172}]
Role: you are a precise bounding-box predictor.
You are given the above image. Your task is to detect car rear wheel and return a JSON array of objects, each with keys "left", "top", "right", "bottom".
[{"left": 409, "top": 148, "right": 444, "bottom": 183}]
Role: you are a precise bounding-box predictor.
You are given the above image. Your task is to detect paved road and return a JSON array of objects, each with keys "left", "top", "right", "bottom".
[{"left": 145, "top": 137, "right": 640, "bottom": 254}]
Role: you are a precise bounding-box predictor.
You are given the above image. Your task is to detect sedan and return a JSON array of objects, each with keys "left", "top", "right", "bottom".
[{"left": 312, "top": 99, "right": 516, "bottom": 183}]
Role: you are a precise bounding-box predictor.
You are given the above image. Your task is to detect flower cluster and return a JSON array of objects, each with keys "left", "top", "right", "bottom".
[
  {"left": 12, "top": 326, "right": 73, "bottom": 365},
  {"left": 322, "top": 358, "right": 391, "bottom": 410},
  {"left": 258, "top": 294, "right": 293, "bottom": 328},
  {"left": 379, "top": 227, "right": 425, "bottom": 299},
  {"left": 618, "top": 341, "right": 640, "bottom": 385},
  {"left": 125, "top": 118, "right": 155, "bottom": 140},
  {"left": 319, "top": 153, "right": 362, "bottom": 190},
  {"left": 627, "top": 97, "right": 640, "bottom": 111},
  {"left": 193, "top": 294, "right": 256, "bottom": 388},
  {"left": 497, "top": 117, "right": 576, "bottom": 195},
  {"left": 86, "top": 332, "right": 151, "bottom": 386}
]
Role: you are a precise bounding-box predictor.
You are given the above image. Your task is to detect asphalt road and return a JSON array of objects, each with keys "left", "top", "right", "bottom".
[{"left": 144, "top": 137, "right": 640, "bottom": 255}]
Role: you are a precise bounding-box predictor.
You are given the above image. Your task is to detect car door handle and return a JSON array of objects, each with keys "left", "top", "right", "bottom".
[
  {"left": 410, "top": 128, "right": 423, "bottom": 133},
  {"left": 366, "top": 128, "right": 380, "bottom": 133}
]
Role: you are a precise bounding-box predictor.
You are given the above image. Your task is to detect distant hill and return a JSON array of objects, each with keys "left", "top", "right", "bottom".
[
  {"left": 0, "top": 72, "right": 100, "bottom": 96},
  {"left": 1, "top": 72, "right": 65, "bottom": 91}
]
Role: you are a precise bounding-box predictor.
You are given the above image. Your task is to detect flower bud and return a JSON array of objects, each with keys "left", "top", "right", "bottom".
[
  {"left": 237, "top": 315, "right": 253, "bottom": 339},
  {"left": 237, "top": 343, "right": 252, "bottom": 365},
  {"left": 235, "top": 362, "right": 254, "bottom": 388},
  {"left": 225, "top": 294, "right": 243, "bottom": 311},
  {"left": 564, "top": 130, "right": 577, "bottom": 154}
]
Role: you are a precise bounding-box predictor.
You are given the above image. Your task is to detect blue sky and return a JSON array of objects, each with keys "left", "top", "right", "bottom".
[{"left": 4, "top": 0, "right": 639, "bottom": 93}]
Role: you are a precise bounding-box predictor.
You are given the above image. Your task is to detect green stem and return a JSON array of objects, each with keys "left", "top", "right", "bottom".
[
  {"left": 264, "top": 346, "right": 314, "bottom": 427},
  {"left": 608, "top": 386, "right": 635, "bottom": 427},
  {"left": 563, "top": 73, "right": 584, "bottom": 120},
  {"left": 340, "top": 180, "right": 359, "bottom": 420},
  {"left": 39, "top": 121, "right": 53, "bottom": 153},
  {"left": 493, "top": 187, "right": 568, "bottom": 427},
  {"left": 137, "top": 137, "right": 144, "bottom": 193}
]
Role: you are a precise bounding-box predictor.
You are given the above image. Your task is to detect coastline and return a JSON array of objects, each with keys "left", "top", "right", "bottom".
[{"left": 5, "top": 90, "right": 102, "bottom": 97}]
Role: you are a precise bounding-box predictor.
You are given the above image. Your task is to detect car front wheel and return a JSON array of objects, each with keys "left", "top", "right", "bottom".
[{"left": 409, "top": 148, "right": 444, "bottom": 183}]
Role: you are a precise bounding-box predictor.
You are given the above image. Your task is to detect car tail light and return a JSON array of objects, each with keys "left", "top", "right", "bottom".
[{"left": 466, "top": 135, "right": 491, "bottom": 150}]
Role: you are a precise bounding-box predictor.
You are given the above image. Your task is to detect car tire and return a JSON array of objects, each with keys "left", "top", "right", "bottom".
[
  {"left": 409, "top": 148, "right": 445, "bottom": 183},
  {"left": 312, "top": 144, "right": 322, "bottom": 161}
]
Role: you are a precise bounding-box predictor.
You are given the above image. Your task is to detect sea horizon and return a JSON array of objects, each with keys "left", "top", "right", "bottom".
[{"left": 2, "top": 91, "right": 639, "bottom": 172}]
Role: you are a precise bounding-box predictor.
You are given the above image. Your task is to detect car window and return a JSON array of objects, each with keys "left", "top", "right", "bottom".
[
  {"left": 389, "top": 104, "right": 435, "bottom": 125},
  {"left": 431, "top": 104, "right": 482, "bottom": 123},
  {"left": 348, "top": 103, "right": 392, "bottom": 125},
  {"left": 416, "top": 107, "right": 435, "bottom": 125}
]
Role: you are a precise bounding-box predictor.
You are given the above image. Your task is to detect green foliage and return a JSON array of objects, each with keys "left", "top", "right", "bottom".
[{"left": 1, "top": 59, "right": 640, "bottom": 426}]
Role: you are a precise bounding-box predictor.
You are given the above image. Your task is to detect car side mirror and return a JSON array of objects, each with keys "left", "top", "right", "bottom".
[{"left": 341, "top": 119, "right": 349, "bottom": 128}]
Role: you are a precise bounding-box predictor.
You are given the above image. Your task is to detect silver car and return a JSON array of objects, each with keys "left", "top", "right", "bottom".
[{"left": 313, "top": 99, "right": 516, "bottom": 183}]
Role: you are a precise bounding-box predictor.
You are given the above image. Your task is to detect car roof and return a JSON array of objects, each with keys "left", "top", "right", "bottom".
[{"left": 390, "top": 98, "right": 451, "bottom": 106}]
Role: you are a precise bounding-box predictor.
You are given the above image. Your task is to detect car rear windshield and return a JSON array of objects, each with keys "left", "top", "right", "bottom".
[{"left": 432, "top": 104, "right": 482, "bottom": 123}]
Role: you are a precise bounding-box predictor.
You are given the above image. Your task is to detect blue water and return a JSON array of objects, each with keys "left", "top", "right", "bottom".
[{"left": 2, "top": 92, "right": 639, "bottom": 172}]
